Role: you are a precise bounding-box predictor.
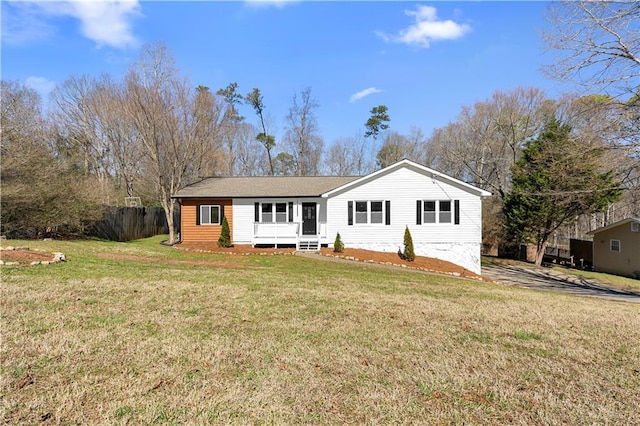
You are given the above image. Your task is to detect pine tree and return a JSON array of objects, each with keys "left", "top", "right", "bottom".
[
  {"left": 503, "top": 115, "right": 622, "bottom": 265},
  {"left": 217, "top": 215, "right": 231, "bottom": 248},
  {"left": 402, "top": 226, "right": 415, "bottom": 262},
  {"left": 333, "top": 232, "right": 344, "bottom": 253}
]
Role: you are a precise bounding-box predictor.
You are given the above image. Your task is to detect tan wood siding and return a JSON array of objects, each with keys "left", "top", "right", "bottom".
[
  {"left": 180, "top": 198, "right": 233, "bottom": 243},
  {"left": 593, "top": 224, "right": 640, "bottom": 277}
]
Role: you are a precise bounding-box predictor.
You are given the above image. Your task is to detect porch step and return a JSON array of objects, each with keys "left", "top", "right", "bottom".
[{"left": 297, "top": 239, "right": 320, "bottom": 251}]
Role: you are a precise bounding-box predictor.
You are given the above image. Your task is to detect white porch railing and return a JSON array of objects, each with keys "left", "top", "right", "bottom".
[
  {"left": 253, "top": 222, "right": 300, "bottom": 239},
  {"left": 252, "top": 221, "right": 327, "bottom": 245},
  {"left": 317, "top": 221, "right": 327, "bottom": 238}
]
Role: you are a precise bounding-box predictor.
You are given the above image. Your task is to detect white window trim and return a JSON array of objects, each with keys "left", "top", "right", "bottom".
[
  {"left": 370, "top": 200, "right": 384, "bottom": 224},
  {"left": 351, "top": 200, "right": 386, "bottom": 225},
  {"left": 355, "top": 200, "right": 368, "bottom": 224},
  {"left": 610, "top": 239, "right": 621, "bottom": 252},
  {"left": 422, "top": 200, "right": 452, "bottom": 224},
  {"left": 261, "top": 202, "right": 273, "bottom": 223},
  {"left": 439, "top": 200, "right": 452, "bottom": 224},
  {"left": 275, "top": 202, "right": 288, "bottom": 223},
  {"left": 423, "top": 200, "right": 436, "bottom": 224},
  {"left": 200, "top": 204, "right": 221, "bottom": 225}
]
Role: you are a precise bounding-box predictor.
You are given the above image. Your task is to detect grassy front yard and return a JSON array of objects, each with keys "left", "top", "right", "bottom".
[{"left": 2, "top": 236, "right": 639, "bottom": 424}]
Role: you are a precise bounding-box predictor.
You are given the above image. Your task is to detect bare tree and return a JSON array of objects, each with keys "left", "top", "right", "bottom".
[
  {"left": 91, "top": 75, "right": 144, "bottom": 197},
  {"left": 325, "top": 133, "right": 370, "bottom": 176},
  {"left": 543, "top": 2, "right": 640, "bottom": 221},
  {"left": 233, "top": 122, "right": 265, "bottom": 176},
  {"left": 50, "top": 75, "right": 116, "bottom": 200},
  {"left": 426, "top": 87, "right": 549, "bottom": 196},
  {"left": 375, "top": 128, "right": 427, "bottom": 169},
  {"left": 283, "top": 87, "right": 324, "bottom": 176},
  {"left": 554, "top": 93, "right": 640, "bottom": 236},
  {"left": 543, "top": 1, "right": 640, "bottom": 101},
  {"left": 123, "top": 44, "right": 224, "bottom": 244},
  {"left": 217, "top": 82, "right": 244, "bottom": 176}
]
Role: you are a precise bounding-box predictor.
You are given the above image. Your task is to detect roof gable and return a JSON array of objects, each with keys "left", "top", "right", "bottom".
[
  {"left": 321, "top": 159, "right": 492, "bottom": 198},
  {"left": 588, "top": 217, "right": 640, "bottom": 234}
]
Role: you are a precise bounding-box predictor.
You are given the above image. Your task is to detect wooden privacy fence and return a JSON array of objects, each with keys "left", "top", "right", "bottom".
[
  {"left": 500, "top": 239, "right": 593, "bottom": 270},
  {"left": 543, "top": 239, "right": 593, "bottom": 269},
  {"left": 90, "top": 206, "right": 180, "bottom": 242}
]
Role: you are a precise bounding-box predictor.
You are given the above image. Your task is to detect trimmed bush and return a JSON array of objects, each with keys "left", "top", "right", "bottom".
[
  {"left": 401, "top": 226, "right": 415, "bottom": 261},
  {"left": 217, "top": 216, "right": 232, "bottom": 248},
  {"left": 333, "top": 232, "right": 344, "bottom": 253}
]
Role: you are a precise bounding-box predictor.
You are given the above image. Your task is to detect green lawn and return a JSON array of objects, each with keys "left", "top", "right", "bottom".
[
  {"left": 2, "top": 236, "right": 639, "bottom": 424},
  {"left": 550, "top": 265, "right": 640, "bottom": 291}
]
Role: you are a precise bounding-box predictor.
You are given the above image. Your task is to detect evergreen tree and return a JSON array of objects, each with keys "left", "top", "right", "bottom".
[
  {"left": 402, "top": 226, "right": 415, "bottom": 262},
  {"left": 333, "top": 232, "right": 344, "bottom": 253},
  {"left": 365, "top": 105, "right": 390, "bottom": 167},
  {"left": 217, "top": 215, "right": 232, "bottom": 248},
  {"left": 503, "top": 115, "right": 622, "bottom": 265}
]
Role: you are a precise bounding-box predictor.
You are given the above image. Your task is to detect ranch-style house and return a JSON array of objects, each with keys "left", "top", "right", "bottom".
[{"left": 172, "top": 159, "right": 491, "bottom": 274}]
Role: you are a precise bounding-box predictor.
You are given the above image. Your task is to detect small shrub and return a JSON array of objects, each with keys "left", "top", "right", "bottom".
[
  {"left": 217, "top": 216, "right": 231, "bottom": 248},
  {"left": 401, "top": 226, "right": 415, "bottom": 262},
  {"left": 333, "top": 232, "right": 344, "bottom": 253}
]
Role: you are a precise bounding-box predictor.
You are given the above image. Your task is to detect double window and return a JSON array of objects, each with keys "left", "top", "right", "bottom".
[
  {"left": 348, "top": 200, "right": 390, "bottom": 225},
  {"left": 254, "top": 202, "right": 293, "bottom": 223},
  {"left": 198, "top": 205, "right": 221, "bottom": 225},
  {"left": 417, "top": 200, "right": 459, "bottom": 225}
]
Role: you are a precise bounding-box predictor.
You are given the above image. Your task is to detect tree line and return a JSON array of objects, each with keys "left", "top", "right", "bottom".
[
  {"left": 1, "top": 1, "right": 638, "bottom": 264},
  {"left": 0, "top": 44, "right": 388, "bottom": 242}
]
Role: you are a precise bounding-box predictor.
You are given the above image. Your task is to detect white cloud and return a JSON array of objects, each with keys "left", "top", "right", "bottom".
[
  {"left": 71, "top": 0, "right": 141, "bottom": 49},
  {"left": 377, "top": 5, "right": 470, "bottom": 48},
  {"left": 350, "top": 87, "right": 382, "bottom": 103},
  {"left": 24, "top": 76, "right": 57, "bottom": 96},
  {"left": 2, "top": 0, "right": 141, "bottom": 49}
]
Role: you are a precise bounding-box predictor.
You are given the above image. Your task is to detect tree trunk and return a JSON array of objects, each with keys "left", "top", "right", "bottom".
[
  {"left": 166, "top": 202, "right": 176, "bottom": 245},
  {"left": 160, "top": 188, "right": 176, "bottom": 245},
  {"left": 534, "top": 241, "right": 547, "bottom": 266}
]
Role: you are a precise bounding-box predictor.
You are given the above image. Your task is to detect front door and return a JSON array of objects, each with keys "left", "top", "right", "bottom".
[{"left": 302, "top": 203, "right": 317, "bottom": 235}]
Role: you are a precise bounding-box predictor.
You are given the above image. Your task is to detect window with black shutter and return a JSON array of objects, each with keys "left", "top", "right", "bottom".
[
  {"left": 454, "top": 200, "right": 460, "bottom": 225},
  {"left": 385, "top": 200, "right": 391, "bottom": 225}
]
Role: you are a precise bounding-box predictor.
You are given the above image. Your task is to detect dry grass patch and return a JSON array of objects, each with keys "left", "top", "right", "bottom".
[{"left": 2, "top": 236, "right": 639, "bottom": 424}]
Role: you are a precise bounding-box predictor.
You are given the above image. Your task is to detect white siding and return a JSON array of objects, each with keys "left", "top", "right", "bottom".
[
  {"left": 232, "top": 199, "right": 257, "bottom": 244},
  {"left": 326, "top": 167, "right": 484, "bottom": 273},
  {"left": 232, "top": 198, "right": 328, "bottom": 245}
]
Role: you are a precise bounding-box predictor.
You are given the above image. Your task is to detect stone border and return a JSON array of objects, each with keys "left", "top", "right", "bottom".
[
  {"left": 0, "top": 246, "right": 66, "bottom": 266},
  {"left": 320, "top": 251, "right": 470, "bottom": 278}
]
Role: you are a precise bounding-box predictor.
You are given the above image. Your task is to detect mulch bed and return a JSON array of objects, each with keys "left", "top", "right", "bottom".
[
  {"left": 0, "top": 248, "right": 54, "bottom": 265},
  {"left": 175, "top": 242, "right": 486, "bottom": 280}
]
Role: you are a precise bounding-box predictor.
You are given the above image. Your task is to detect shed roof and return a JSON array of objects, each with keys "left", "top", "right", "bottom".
[
  {"left": 588, "top": 217, "right": 640, "bottom": 234},
  {"left": 172, "top": 175, "right": 360, "bottom": 198}
]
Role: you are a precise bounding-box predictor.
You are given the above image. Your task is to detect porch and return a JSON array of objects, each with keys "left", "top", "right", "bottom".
[{"left": 251, "top": 221, "right": 327, "bottom": 250}]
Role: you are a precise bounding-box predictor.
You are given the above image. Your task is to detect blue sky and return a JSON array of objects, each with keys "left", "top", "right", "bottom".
[{"left": 1, "top": 1, "right": 567, "bottom": 145}]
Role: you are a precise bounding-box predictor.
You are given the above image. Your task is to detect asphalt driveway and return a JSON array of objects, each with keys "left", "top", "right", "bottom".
[{"left": 482, "top": 263, "right": 640, "bottom": 303}]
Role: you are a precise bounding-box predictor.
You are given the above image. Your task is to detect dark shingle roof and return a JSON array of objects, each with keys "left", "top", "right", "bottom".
[{"left": 173, "top": 176, "right": 361, "bottom": 198}]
